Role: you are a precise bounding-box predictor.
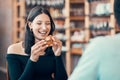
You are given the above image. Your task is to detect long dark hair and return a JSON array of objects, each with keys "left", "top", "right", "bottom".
[{"left": 24, "top": 6, "right": 55, "bottom": 54}]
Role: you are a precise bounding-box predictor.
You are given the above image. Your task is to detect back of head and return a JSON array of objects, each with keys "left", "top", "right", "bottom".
[{"left": 114, "top": 0, "right": 120, "bottom": 26}]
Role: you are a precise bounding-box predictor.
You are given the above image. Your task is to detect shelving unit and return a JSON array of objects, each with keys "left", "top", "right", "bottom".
[
  {"left": 12, "top": 0, "right": 116, "bottom": 77},
  {"left": 69, "top": 0, "right": 87, "bottom": 55},
  {"left": 88, "top": 0, "right": 115, "bottom": 37},
  {"left": 65, "top": 0, "right": 89, "bottom": 76},
  {"left": 12, "top": 0, "right": 26, "bottom": 43},
  {"left": 65, "top": 0, "right": 115, "bottom": 76}
]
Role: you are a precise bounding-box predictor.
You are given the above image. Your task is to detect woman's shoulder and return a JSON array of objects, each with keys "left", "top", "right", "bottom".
[{"left": 7, "top": 41, "right": 25, "bottom": 55}]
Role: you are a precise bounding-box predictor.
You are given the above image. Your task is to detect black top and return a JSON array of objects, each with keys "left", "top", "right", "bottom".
[{"left": 6, "top": 48, "right": 68, "bottom": 80}]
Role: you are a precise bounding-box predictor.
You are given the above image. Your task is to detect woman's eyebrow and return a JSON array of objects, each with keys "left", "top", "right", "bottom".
[{"left": 37, "top": 20, "right": 50, "bottom": 22}]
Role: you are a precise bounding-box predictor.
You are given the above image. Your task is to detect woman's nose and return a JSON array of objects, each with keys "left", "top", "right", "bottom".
[{"left": 42, "top": 24, "right": 47, "bottom": 29}]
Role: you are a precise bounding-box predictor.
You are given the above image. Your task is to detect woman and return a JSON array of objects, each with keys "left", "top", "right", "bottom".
[{"left": 6, "top": 6, "right": 68, "bottom": 80}]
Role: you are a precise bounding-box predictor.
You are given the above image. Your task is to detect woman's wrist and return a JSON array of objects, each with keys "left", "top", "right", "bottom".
[
  {"left": 30, "top": 56, "right": 38, "bottom": 62},
  {"left": 54, "top": 52, "right": 61, "bottom": 56}
]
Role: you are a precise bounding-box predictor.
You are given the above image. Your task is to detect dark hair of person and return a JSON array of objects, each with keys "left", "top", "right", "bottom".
[
  {"left": 114, "top": 0, "right": 120, "bottom": 26},
  {"left": 24, "top": 6, "right": 55, "bottom": 54}
]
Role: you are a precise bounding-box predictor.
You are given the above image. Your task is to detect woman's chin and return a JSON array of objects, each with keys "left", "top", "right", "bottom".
[
  {"left": 35, "top": 36, "right": 45, "bottom": 41},
  {"left": 35, "top": 34, "right": 49, "bottom": 40}
]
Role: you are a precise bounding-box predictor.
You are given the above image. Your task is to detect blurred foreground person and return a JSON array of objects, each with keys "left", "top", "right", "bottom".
[{"left": 68, "top": 0, "right": 120, "bottom": 80}]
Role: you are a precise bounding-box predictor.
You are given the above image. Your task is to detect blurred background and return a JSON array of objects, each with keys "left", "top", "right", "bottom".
[
  {"left": 0, "top": 0, "right": 12, "bottom": 80},
  {"left": 0, "top": 0, "right": 119, "bottom": 80}
]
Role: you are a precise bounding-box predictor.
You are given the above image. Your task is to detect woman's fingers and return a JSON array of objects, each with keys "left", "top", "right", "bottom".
[
  {"left": 51, "top": 36, "right": 62, "bottom": 56},
  {"left": 30, "top": 40, "right": 49, "bottom": 62},
  {"left": 32, "top": 40, "right": 46, "bottom": 51},
  {"left": 33, "top": 44, "right": 48, "bottom": 56},
  {"left": 52, "top": 36, "right": 62, "bottom": 46}
]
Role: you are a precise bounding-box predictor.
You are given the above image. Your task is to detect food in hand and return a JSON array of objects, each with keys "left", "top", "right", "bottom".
[{"left": 45, "top": 35, "right": 53, "bottom": 46}]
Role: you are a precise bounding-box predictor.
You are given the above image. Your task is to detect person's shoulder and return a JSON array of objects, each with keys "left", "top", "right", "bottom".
[
  {"left": 7, "top": 41, "right": 23, "bottom": 54},
  {"left": 92, "top": 35, "right": 118, "bottom": 43},
  {"left": 88, "top": 35, "right": 113, "bottom": 47},
  {"left": 89, "top": 36, "right": 106, "bottom": 43}
]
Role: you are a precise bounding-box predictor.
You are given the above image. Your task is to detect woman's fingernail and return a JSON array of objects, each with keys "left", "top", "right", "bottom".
[
  {"left": 46, "top": 45, "right": 48, "bottom": 47},
  {"left": 44, "top": 42, "right": 46, "bottom": 44}
]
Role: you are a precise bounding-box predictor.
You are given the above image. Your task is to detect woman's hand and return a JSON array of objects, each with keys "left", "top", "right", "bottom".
[
  {"left": 30, "top": 40, "right": 48, "bottom": 62},
  {"left": 52, "top": 36, "right": 62, "bottom": 56}
]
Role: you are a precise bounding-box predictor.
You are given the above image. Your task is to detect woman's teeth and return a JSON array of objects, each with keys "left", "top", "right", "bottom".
[{"left": 39, "top": 31, "right": 47, "bottom": 34}]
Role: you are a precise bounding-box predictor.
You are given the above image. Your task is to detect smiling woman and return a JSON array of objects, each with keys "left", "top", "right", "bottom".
[
  {"left": 28, "top": 13, "right": 51, "bottom": 41},
  {"left": 6, "top": 6, "right": 68, "bottom": 80}
]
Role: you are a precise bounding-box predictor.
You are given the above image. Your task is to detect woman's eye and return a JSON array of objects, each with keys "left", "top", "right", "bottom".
[
  {"left": 37, "top": 23, "right": 42, "bottom": 25},
  {"left": 46, "top": 23, "right": 50, "bottom": 25}
]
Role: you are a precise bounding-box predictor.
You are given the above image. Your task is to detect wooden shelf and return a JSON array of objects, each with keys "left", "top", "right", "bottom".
[
  {"left": 55, "top": 28, "right": 65, "bottom": 32},
  {"left": 70, "top": 16, "right": 85, "bottom": 21},
  {"left": 70, "top": 28, "right": 85, "bottom": 32},
  {"left": 89, "top": 14, "right": 111, "bottom": 18},
  {"left": 71, "top": 48, "right": 82, "bottom": 55},
  {"left": 71, "top": 40, "right": 87, "bottom": 43},
  {"left": 70, "top": 0, "right": 84, "bottom": 4},
  {"left": 116, "top": 28, "right": 120, "bottom": 32}
]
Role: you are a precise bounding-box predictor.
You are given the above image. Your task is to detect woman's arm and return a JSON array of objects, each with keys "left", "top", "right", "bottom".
[
  {"left": 7, "top": 55, "right": 35, "bottom": 80},
  {"left": 6, "top": 43, "right": 36, "bottom": 80},
  {"left": 54, "top": 56, "right": 68, "bottom": 80}
]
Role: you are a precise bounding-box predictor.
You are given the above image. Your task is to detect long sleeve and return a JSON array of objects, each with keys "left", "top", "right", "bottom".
[
  {"left": 68, "top": 37, "right": 102, "bottom": 80},
  {"left": 54, "top": 56, "right": 68, "bottom": 80},
  {"left": 6, "top": 55, "right": 36, "bottom": 80}
]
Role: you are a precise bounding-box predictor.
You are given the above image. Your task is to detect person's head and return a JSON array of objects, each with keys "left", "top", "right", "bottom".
[
  {"left": 24, "top": 6, "right": 55, "bottom": 54},
  {"left": 114, "top": 0, "right": 120, "bottom": 26}
]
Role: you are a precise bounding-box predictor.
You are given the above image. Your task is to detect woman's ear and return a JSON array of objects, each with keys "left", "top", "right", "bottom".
[{"left": 28, "top": 21, "right": 32, "bottom": 30}]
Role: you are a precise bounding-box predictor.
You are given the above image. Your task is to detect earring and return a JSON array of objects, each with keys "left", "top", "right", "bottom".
[{"left": 30, "top": 28, "right": 33, "bottom": 32}]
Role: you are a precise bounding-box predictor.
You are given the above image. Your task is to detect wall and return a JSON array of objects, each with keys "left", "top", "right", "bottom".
[{"left": 0, "top": 0, "right": 13, "bottom": 79}]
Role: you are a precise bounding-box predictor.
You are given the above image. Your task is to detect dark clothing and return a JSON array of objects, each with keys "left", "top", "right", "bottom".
[{"left": 6, "top": 51, "right": 68, "bottom": 80}]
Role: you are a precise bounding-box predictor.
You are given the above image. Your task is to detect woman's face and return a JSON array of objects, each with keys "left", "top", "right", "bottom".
[{"left": 29, "top": 13, "right": 51, "bottom": 42}]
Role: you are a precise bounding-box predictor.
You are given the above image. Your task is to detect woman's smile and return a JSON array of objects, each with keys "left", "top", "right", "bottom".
[
  {"left": 38, "top": 30, "right": 48, "bottom": 36},
  {"left": 29, "top": 13, "right": 51, "bottom": 40}
]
